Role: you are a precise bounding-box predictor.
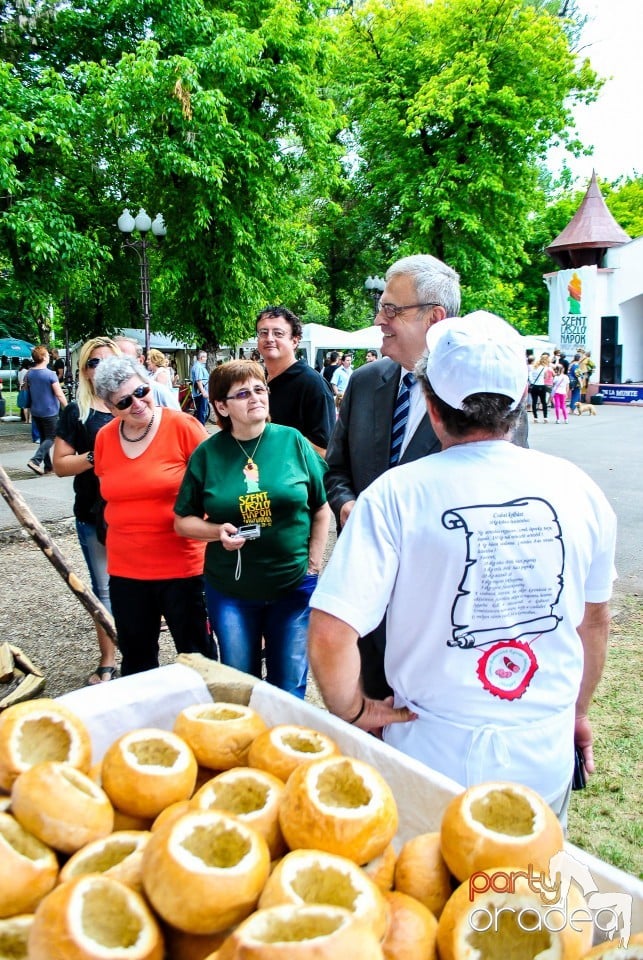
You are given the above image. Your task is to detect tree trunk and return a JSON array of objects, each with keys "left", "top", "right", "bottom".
[{"left": 0, "top": 465, "right": 118, "bottom": 643}]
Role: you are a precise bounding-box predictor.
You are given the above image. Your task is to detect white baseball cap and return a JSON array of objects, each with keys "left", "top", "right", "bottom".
[{"left": 424, "top": 311, "right": 528, "bottom": 411}]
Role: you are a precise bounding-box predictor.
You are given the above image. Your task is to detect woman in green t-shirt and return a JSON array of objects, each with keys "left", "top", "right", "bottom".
[{"left": 174, "top": 360, "right": 330, "bottom": 698}]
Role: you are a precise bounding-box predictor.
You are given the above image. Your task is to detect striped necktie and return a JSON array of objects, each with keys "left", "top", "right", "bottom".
[{"left": 389, "top": 372, "right": 415, "bottom": 467}]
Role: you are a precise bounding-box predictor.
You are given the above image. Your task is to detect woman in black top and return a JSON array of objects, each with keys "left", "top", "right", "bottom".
[{"left": 52, "top": 337, "right": 120, "bottom": 683}]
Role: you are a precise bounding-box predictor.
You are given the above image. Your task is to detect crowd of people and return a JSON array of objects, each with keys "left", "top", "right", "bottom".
[
  {"left": 19, "top": 252, "right": 614, "bottom": 822},
  {"left": 528, "top": 347, "right": 596, "bottom": 422}
]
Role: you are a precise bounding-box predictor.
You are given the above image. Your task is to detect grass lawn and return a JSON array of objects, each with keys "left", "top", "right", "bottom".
[{"left": 567, "top": 592, "right": 643, "bottom": 878}]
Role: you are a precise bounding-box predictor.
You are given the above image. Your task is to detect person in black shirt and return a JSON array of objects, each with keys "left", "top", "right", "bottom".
[{"left": 256, "top": 306, "right": 335, "bottom": 456}]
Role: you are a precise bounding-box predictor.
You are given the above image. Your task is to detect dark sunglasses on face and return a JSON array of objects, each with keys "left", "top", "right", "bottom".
[
  {"left": 225, "top": 386, "right": 270, "bottom": 401},
  {"left": 112, "top": 384, "right": 151, "bottom": 410},
  {"left": 86, "top": 357, "right": 102, "bottom": 369}
]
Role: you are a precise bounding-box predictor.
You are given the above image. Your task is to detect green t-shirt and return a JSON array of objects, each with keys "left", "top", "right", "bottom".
[{"left": 175, "top": 423, "right": 327, "bottom": 600}]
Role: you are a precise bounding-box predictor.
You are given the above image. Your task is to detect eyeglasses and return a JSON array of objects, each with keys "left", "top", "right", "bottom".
[
  {"left": 225, "top": 386, "right": 270, "bottom": 401},
  {"left": 86, "top": 357, "right": 102, "bottom": 369},
  {"left": 112, "top": 384, "right": 151, "bottom": 410},
  {"left": 377, "top": 299, "right": 440, "bottom": 320},
  {"left": 256, "top": 329, "right": 289, "bottom": 339}
]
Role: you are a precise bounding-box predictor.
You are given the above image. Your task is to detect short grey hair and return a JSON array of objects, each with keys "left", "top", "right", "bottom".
[
  {"left": 113, "top": 335, "right": 143, "bottom": 359},
  {"left": 386, "top": 254, "right": 461, "bottom": 318},
  {"left": 94, "top": 355, "right": 149, "bottom": 402}
]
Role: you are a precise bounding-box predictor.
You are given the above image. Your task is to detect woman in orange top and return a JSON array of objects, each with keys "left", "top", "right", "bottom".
[{"left": 94, "top": 355, "right": 214, "bottom": 675}]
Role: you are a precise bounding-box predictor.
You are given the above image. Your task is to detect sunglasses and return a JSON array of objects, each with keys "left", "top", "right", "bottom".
[
  {"left": 86, "top": 357, "right": 102, "bottom": 369},
  {"left": 112, "top": 384, "right": 151, "bottom": 410}
]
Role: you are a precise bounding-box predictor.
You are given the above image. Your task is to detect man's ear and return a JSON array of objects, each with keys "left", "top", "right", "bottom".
[{"left": 426, "top": 305, "right": 448, "bottom": 329}]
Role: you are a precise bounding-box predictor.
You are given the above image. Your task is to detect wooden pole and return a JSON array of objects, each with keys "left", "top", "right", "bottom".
[{"left": 0, "top": 464, "right": 117, "bottom": 643}]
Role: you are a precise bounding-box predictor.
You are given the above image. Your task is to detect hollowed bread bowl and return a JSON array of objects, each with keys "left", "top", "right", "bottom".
[
  {"left": 141, "top": 809, "right": 271, "bottom": 934},
  {"left": 440, "top": 781, "right": 564, "bottom": 881},
  {"left": 0, "top": 914, "right": 34, "bottom": 960},
  {"left": 582, "top": 934, "right": 643, "bottom": 958},
  {"left": 11, "top": 762, "right": 114, "bottom": 854},
  {"left": 279, "top": 755, "right": 398, "bottom": 865},
  {"left": 28, "top": 875, "right": 163, "bottom": 960},
  {"left": 247, "top": 724, "right": 340, "bottom": 782},
  {"left": 191, "top": 766, "right": 286, "bottom": 859},
  {"left": 0, "top": 812, "right": 58, "bottom": 917},
  {"left": 174, "top": 703, "right": 267, "bottom": 770},
  {"left": 215, "top": 903, "right": 384, "bottom": 959},
  {"left": 258, "top": 848, "right": 389, "bottom": 941},
  {"left": 436, "top": 868, "right": 592, "bottom": 960},
  {"left": 0, "top": 699, "right": 91, "bottom": 793},
  {"left": 101, "top": 728, "right": 197, "bottom": 819},
  {"left": 59, "top": 830, "right": 151, "bottom": 892}
]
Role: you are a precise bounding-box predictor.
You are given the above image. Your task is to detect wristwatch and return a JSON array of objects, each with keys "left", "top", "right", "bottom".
[{"left": 86, "top": 451, "right": 94, "bottom": 465}]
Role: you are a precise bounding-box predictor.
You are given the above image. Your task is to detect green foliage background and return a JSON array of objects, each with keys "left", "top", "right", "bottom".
[{"left": 0, "top": 0, "right": 638, "bottom": 350}]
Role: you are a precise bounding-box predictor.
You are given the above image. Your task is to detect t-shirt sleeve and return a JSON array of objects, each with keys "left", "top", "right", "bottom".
[
  {"left": 56, "top": 402, "right": 81, "bottom": 446},
  {"left": 298, "top": 435, "right": 328, "bottom": 511},
  {"left": 175, "top": 445, "right": 207, "bottom": 518},
  {"left": 311, "top": 477, "right": 400, "bottom": 636},
  {"left": 303, "top": 377, "right": 336, "bottom": 449}
]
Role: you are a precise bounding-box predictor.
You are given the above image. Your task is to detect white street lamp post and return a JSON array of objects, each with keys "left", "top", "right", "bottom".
[
  {"left": 117, "top": 208, "right": 167, "bottom": 356},
  {"left": 364, "top": 275, "right": 386, "bottom": 322}
]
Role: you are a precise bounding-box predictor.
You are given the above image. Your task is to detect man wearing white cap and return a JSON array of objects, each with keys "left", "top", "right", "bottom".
[{"left": 309, "top": 312, "right": 616, "bottom": 818}]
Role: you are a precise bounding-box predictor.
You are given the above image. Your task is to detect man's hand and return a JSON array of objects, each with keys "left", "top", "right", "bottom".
[
  {"left": 354, "top": 696, "right": 418, "bottom": 738},
  {"left": 339, "top": 500, "right": 355, "bottom": 528}
]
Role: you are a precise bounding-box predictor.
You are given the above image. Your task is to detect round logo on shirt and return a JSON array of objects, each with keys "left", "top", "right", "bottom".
[{"left": 476, "top": 640, "right": 538, "bottom": 700}]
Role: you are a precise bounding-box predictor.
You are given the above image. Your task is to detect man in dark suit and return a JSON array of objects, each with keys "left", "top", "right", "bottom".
[{"left": 325, "top": 254, "right": 527, "bottom": 698}]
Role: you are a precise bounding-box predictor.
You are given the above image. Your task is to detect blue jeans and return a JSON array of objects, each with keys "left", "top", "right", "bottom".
[
  {"left": 193, "top": 394, "right": 208, "bottom": 424},
  {"left": 570, "top": 385, "right": 581, "bottom": 410},
  {"left": 31, "top": 415, "right": 58, "bottom": 469},
  {"left": 76, "top": 520, "right": 111, "bottom": 613},
  {"left": 205, "top": 575, "right": 318, "bottom": 699}
]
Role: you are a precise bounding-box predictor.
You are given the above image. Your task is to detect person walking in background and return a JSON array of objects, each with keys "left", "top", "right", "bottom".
[
  {"left": 255, "top": 305, "right": 335, "bottom": 456},
  {"left": 26, "top": 345, "right": 68, "bottom": 476},
  {"left": 190, "top": 350, "right": 210, "bottom": 424},
  {"left": 529, "top": 353, "right": 550, "bottom": 423},
  {"left": 113, "top": 336, "right": 180, "bottom": 409},
  {"left": 18, "top": 358, "right": 39, "bottom": 442},
  {"left": 568, "top": 353, "right": 583, "bottom": 413},
  {"left": 365, "top": 350, "right": 378, "bottom": 363},
  {"left": 53, "top": 336, "right": 121, "bottom": 683},
  {"left": 322, "top": 351, "right": 340, "bottom": 383},
  {"left": 175, "top": 359, "right": 330, "bottom": 699},
  {"left": 93, "top": 355, "right": 214, "bottom": 675},
  {"left": 330, "top": 353, "right": 353, "bottom": 409},
  {"left": 146, "top": 348, "right": 174, "bottom": 391},
  {"left": 551, "top": 364, "right": 570, "bottom": 423}
]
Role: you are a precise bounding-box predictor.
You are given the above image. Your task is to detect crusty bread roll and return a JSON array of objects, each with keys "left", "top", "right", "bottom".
[
  {"left": 11, "top": 761, "right": 114, "bottom": 854},
  {"left": 259, "top": 848, "right": 389, "bottom": 941},
  {"left": 440, "top": 781, "right": 564, "bottom": 882},
  {"left": 58, "top": 830, "right": 151, "bottom": 892},
  {"left": 247, "top": 724, "right": 340, "bottom": 782},
  {"left": 101, "top": 728, "right": 197, "bottom": 819},
  {"left": 142, "top": 809, "right": 271, "bottom": 935},
  {"left": 0, "top": 699, "right": 91, "bottom": 793},
  {"left": 174, "top": 703, "right": 267, "bottom": 770},
  {"left": 279, "top": 756, "right": 398, "bottom": 866},
  {"left": 28, "top": 875, "right": 163, "bottom": 960},
  {"left": 0, "top": 812, "right": 58, "bottom": 917},
  {"left": 191, "top": 766, "right": 286, "bottom": 859},
  {"left": 215, "top": 904, "right": 384, "bottom": 959}
]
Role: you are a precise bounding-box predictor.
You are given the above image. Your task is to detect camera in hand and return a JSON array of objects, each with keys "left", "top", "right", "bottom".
[{"left": 235, "top": 524, "right": 261, "bottom": 540}]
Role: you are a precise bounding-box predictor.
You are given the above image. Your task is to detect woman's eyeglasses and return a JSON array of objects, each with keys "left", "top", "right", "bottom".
[
  {"left": 112, "top": 384, "right": 151, "bottom": 410},
  {"left": 225, "top": 386, "right": 270, "bottom": 401},
  {"left": 86, "top": 357, "right": 102, "bottom": 369}
]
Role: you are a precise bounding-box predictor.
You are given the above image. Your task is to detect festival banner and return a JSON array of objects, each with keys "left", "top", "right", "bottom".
[{"left": 547, "top": 265, "right": 598, "bottom": 355}]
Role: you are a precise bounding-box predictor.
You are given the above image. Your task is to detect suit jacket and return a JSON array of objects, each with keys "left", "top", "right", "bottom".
[
  {"left": 325, "top": 356, "right": 529, "bottom": 526},
  {"left": 325, "top": 358, "right": 440, "bottom": 525}
]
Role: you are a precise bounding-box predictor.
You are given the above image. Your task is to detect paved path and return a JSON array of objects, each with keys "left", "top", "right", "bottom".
[{"left": 1, "top": 405, "right": 642, "bottom": 592}]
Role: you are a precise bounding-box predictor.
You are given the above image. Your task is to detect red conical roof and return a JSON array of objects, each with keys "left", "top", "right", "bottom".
[{"left": 546, "top": 171, "right": 631, "bottom": 268}]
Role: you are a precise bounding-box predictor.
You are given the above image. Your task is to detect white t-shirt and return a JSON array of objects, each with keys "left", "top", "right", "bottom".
[{"left": 311, "top": 440, "right": 617, "bottom": 802}]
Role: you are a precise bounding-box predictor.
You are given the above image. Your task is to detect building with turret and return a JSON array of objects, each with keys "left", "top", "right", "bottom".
[{"left": 544, "top": 172, "right": 643, "bottom": 403}]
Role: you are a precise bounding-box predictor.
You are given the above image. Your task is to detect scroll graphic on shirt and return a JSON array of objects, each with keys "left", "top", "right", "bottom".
[{"left": 442, "top": 498, "right": 563, "bottom": 700}]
